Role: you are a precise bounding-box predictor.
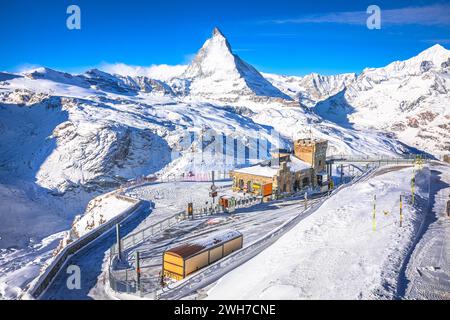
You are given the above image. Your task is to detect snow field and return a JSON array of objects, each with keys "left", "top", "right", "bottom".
[{"left": 206, "top": 165, "right": 430, "bottom": 299}]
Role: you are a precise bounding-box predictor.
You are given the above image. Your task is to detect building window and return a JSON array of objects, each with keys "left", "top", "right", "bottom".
[{"left": 302, "top": 177, "right": 309, "bottom": 186}]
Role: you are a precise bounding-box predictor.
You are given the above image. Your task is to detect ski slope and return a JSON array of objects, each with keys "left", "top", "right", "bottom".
[
  {"left": 402, "top": 162, "right": 450, "bottom": 299},
  {"left": 206, "top": 165, "right": 432, "bottom": 299}
]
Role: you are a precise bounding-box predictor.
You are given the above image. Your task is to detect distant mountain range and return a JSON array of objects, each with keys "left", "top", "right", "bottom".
[{"left": 0, "top": 27, "right": 448, "bottom": 197}]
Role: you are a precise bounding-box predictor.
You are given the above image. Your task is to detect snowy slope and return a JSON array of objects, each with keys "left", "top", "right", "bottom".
[
  {"left": 312, "top": 45, "right": 450, "bottom": 157},
  {"left": 263, "top": 72, "right": 357, "bottom": 108},
  {"left": 206, "top": 166, "right": 431, "bottom": 299},
  {"left": 403, "top": 162, "right": 450, "bottom": 300}
]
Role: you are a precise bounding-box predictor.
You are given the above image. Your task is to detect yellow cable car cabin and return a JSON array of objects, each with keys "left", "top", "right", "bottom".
[{"left": 163, "top": 230, "right": 243, "bottom": 281}]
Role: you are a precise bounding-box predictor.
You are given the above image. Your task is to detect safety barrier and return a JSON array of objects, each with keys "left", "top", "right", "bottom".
[
  {"left": 192, "top": 196, "right": 261, "bottom": 216},
  {"left": 107, "top": 195, "right": 261, "bottom": 294},
  {"left": 326, "top": 154, "right": 431, "bottom": 164},
  {"left": 111, "top": 210, "right": 185, "bottom": 257},
  {"left": 28, "top": 195, "right": 143, "bottom": 299}
]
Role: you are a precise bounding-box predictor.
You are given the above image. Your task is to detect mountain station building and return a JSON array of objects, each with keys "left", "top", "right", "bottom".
[{"left": 230, "top": 138, "right": 329, "bottom": 197}]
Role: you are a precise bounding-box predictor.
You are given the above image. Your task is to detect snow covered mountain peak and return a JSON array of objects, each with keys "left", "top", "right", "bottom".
[
  {"left": 416, "top": 44, "right": 448, "bottom": 61},
  {"left": 212, "top": 26, "right": 227, "bottom": 40},
  {"left": 399, "top": 44, "right": 450, "bottom": 73},
  {"left": 181, "top": 27, "right": 292, "bottom": 103},
  {"left": 359, "top": 44, "right": 450, "bottom": 81},
  {"left": 23, "top": 67, "right": 70, "bottom": 79},
  {"left": 412, "top": 44, "right": 450, "bottom": 73},
  {"left": 183, "top": 28, "right": 234, "bottom": 79},
  {"left": 313, "top": 43, "right": 450, "bottom": 157}
]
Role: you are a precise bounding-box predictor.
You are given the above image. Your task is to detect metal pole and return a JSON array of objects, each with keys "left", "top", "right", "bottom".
[
  {"left": 135, "top": 251, "right": 141, "bottom": 294},
  {"left": 304, "top": 192, "right": 308, "bottom": 210},
  {"left": 340, "top": 164, "right": 344, "bottom": 185},
  {"left": 330, "top": 163, "right": 333, "bottom": 180},
  {"left": 212, "top": 170, "right": 216, "bottom": 204},
  {"left": 116, "top": 224, "right": 122, "bottom": 261}
]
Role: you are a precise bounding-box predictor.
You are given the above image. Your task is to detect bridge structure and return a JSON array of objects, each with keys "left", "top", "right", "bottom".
[{"left": 325, "top": 154, "right": 430, "bottom": 178}]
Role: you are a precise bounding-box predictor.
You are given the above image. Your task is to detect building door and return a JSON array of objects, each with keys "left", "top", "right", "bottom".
[
  {"left": 302, "top": 177, "right": 309, "bottom": 187},
  {"left": 294, "top": 180, "right": 300, "bottom": 192}
]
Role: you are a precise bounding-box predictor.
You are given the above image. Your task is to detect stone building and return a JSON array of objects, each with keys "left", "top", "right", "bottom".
[
  {"left": 230, "top": 138, "right": 329, "bottom": 196},
  {"left": 294, "top": 138, "right": 328, "bottom": 173}
]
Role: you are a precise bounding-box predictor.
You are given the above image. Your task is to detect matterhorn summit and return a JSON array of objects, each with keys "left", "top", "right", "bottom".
[{"left": 182, "top": 27, "right": 292, "bottom": 103}]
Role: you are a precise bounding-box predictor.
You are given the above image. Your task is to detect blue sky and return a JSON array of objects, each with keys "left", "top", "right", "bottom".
[{"left": 0, "top": 0, "right": 449, "bottom": 76}]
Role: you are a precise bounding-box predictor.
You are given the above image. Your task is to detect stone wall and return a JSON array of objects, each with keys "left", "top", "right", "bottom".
[{"left": 294, "top": 139, "right": 328, "bottom": 173}]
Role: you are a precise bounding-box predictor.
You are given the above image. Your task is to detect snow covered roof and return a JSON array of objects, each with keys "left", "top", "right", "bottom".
[
  {"left": 233, "top": 155, "right": 310, "bottom": 178},
  {"left": 287, "top": 156, "right": 311, "bottom": 172},
  {"left": 233, "top": 165, "right": 279, "bottom": 178},
  {"left": 166, "top": 230, "right": 242, "bottom": 259}
]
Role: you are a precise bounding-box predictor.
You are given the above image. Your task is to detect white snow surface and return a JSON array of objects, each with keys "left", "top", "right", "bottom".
[
  {"left": 206, "top": 166, "right": 431, "bottom": 299},
  {"left": 170, "top": 229, "right": 241, "bottom": 251},
  {"left": 72, "top": 194, "right": 134, "bottom": 239},
  {"left": 314, "top": 44, "right": 450, "bottom": 157},
  {"left": 403, "top": 162, "right": 450, "bottom": 299}
]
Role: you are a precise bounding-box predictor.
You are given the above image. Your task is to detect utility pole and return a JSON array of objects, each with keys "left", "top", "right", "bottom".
[
  {"left": 340, "top": 164, "right": 344, "bottom": 185},
  {"left": 116, "top": 224, "right": 122, "bottom": 261}
]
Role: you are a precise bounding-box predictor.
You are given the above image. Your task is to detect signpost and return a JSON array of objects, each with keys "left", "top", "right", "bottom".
[{"left": 135, "top": 251, "right": 141, "bottom": 295}]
